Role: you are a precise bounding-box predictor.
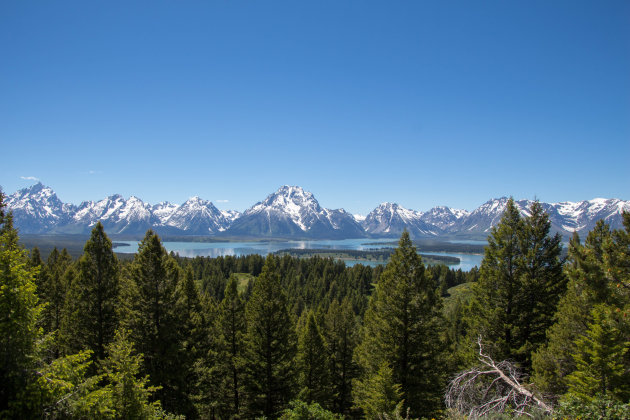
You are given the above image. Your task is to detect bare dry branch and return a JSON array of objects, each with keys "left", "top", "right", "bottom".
[{"left": 445, "top": 336, "right": 552, "bottom": 418}]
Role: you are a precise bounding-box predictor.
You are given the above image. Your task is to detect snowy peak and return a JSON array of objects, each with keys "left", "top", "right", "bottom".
[
  {"left": 420, "top": 205, "right": 470, "bottom": 231},
  {"left": 550, "top": 198, "right": 630, "bottom": 233},
  {"left": 151, "top": 201, "right": 180, "bottom": 225},
  {"left": 246, "top": 185, "right": 323, "bottom": 230},
  {"left": 163, "top": 196, "right": 229, "bottom": 234},
  {"left": 5, "top": 183, "right": 629, "bottom": 239},
  {"left": 363, "top": 202, "right": 440, "bottom": 237},
  {"left": 5, "top": 183, "right": 72, "bottom": 233},
  {"left": 5, "top": 183, "right": 238, "bottom": 236},
  {"left": 228, "top": 186, "right": 363, "bottom": 238}
]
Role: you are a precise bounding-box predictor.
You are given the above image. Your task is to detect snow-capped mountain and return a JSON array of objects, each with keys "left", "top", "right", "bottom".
[
  {"left": 4, "top": 183, "right": 238, "bottom": 236},
  {"left": 161, "top": 196, "right": 230, "bottom": 235},
  {"left": 420, "top": 206, "right": 470, "bottom": 231},
  {"left": 72, "top": 194, "right": 153, "bottom": 234},
  {"left": 227, "top": 186, "right": 364, "bottom": 238},
  {"left": 4, "top": 183, "right": 629, "bottom": 239},
  {"left": 5, "top": 183, "right": 74, "bottom": 233},
  {"left": 456, "top": 197, "right": 517, "bottom": 234},
  {"left": 452, "top": 197, "right": 630, "bottom": 235},
  {"left": 362, "top": 202, "right": 442, "bottom": 237}
]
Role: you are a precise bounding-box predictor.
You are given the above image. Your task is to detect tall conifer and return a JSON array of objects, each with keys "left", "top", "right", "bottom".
[
  {"left": 353, "top": 231, "right": 444, "bottom": 418},
  {"left": 323, "top": 297, "right": 359, "bottom": 415},
  {"left": 0, "top": 190, "right": 43, "bottom": 416},
  {"left": 296, "top": 310, "right": 330, "bottom": 406},
  {"left": 61, "top": 222, "right": 120, "bottom": 361},
  {"left": 533, "top": 215, "right": 630, "bottom": 397},
  {"left": 216, "top": 274, "right": 247, "bottom": 417},
  {"left": 243, "top": 255, "right": 297, "bottom": 418},
  {"left": 468, "top": 198, "right": 523, "bottom": 362},
  {"left": 123, "top": 230, "right": 186, "bottom": 415}
]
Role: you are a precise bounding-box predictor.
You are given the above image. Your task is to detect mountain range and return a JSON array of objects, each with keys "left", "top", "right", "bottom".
[{"left": 5, "top": 183, "right": 629, "bottom": 239}]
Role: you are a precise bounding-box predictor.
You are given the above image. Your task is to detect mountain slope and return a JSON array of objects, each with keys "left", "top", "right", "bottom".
[
  {"left": 5, "top": 183, "right": 629, "bottom": 239},
  {"left": 226, "top": 186, "right": 364, "bottom": 238},
  {"left": 362, "top": 202, "right": 442, "bottom": 238},
  {"left": 5, "top": 183, "right": 73, "bottom": 233}
]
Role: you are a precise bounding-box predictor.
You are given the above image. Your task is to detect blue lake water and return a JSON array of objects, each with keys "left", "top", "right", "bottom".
[{"left": 113, "top": 238, "right": 484, "bottom": 271}]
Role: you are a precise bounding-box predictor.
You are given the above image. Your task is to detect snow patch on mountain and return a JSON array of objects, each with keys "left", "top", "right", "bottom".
[{"left": 5, "top": 183, "right": 629, "bottom": 239}]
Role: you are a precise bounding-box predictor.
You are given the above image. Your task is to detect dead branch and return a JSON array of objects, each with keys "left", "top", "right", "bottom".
[{"left": 445, "top": 336, "right": 552, "bottom": 418}]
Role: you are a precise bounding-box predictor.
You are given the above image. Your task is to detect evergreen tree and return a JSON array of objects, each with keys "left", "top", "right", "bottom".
[
  {"left": 103, "top": 329, "right": 165, "bottom": 419},
  {"left": 514, "top": 200, "right": 566, "bottom": 369},
  {"left": 533, "top": 215, "right": 630, "bottom": 397},
  {"left": 0, "top": 190, "right": 43, "bottom": 415},
  {"left": 352, "top": 363, "right": 403, "bottom": 419},
  {"left": 296, "top": 310, "right": 330, "bottom": 406},
  {"left": 190, "top": 294, "right": 221, "bottom": 419},
  {"left": 61, "top": 222, "right": 120, "bottom": 361},
  {"left": 468, "top": 198, "right": 523, "bottom": 363},
  {"left": 353, "top": 231, "right": 444, "bottom": 418},
  {"left": 566, "top": 305, "right": 629, "bottom": 402},
  {"left": 243, "top": 255, "right": 297, "bottom": 418},
  {"left": 322, "top": 297, "right": 359, "bottom": 415},
  {"left": 174, "top": 265, "right": 205, "bottom": 419},
  {"left": 215, "top": 274, "right": 247, "bottom": 418},
  {"left": 40, "top": 247, "right": 73, "bottom": 358},
  {"left": 123, "top": 230, "right": 188, "bottom": 416},
  {"left": 27, "top": 349, "right": 113, "bottom": 419}
]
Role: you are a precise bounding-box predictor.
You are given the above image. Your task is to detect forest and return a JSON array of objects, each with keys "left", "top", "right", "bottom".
[{"left": 1, "top": 190, "right": 629, "bottom": 419}]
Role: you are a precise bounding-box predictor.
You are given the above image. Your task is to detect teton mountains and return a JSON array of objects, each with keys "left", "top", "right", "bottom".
[{"left": 5, "top": 183, "right": 629, "bottom": 239}]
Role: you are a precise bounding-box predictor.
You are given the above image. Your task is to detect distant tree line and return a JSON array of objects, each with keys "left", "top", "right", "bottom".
[{"left": 1, "top": 187, "right": 628, "bottom": 419}]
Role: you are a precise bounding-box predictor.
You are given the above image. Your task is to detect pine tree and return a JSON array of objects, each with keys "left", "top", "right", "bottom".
[
  {"left": 296, "top": 310, "right": 330, "bottom": 406},
  {"left": 322, "top": 297, "right": 359, "bottom": 415},
  {"left": 174, "top": 265, "right": 205, "bottom": 418},
  {"left": 243, "top": 255, "right": 297, "bottom": 418},
  {"left": 533, "top": 215, "right": 630, "bottom": 397},
  {"left": 352, "top": 363, "right": 403, "bottom": 419},
  {"left": 123, "top": 230, "right": 187, "bottom": 416},
  {"left": 215, "top": 274, "right": 247, "bottom": 418},
  {"left": 102, "top": 329, "right": 165, "bottom": 419},
  {"left": 566, "top": 305, "right": 629, "bottom": 402},
  {"left": 39, "top": 247, "right": 73, "bottom": 358},
  {"left": 0, "top": 190, "right": 43, "bottom": 415},
  {"left": 353, "top": 231, "right": 444, "bottom": 418},
  {"left": 514, "top": 200, "right": 566, "bottom": 369},
  {"left": 190, "top": 294, "right": 221, "bottom": 419},
  {"left": 468, "top": 198, "right": 523, "bottom": 363},
  {"left": 60, "top": 222, "right": 120, "bottom": 361}
]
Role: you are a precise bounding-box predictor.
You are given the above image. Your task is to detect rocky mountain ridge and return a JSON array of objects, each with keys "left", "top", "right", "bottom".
[{"left": 5, "top": 183, "right": 629, "bottom": 239}]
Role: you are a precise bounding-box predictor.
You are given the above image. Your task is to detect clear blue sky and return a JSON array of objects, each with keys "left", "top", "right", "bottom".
[{"left": 1, "top": 1, "right": 628, "bottom": 214}]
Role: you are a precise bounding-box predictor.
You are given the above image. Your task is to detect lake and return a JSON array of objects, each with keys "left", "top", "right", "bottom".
[{"left": 113, "top": 238, "right": 484, "bottom": 271}]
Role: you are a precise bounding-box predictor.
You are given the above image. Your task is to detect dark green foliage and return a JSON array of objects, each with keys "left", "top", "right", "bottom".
[
  {"left": 215, "top": 275, "right": 247, "bottom": 418},
  {"left": 244, "top": 255, "right": 297, "bottom": 418},
  {"left": 514, "top": 201, "right": 565, "bottom": 368},
  {"left": 297, "top": 311, "right": 331, "bottom": 406},
  {"left": 468, "top": 199, "right": 524, "bottom": 363},
  {"left": 533, "top": 215, "right": 630, "bottom": 398},
  {"left": 322, "top": 297, "right": 359, "bottom": 415},
  {"left": 189, "top": 295, "right": 221, "bottom": 420},
  {"left": 61, "top": 222, "right": 120, "bottom": 361},
  {"left": 353, "top": 231, "right": 445, "bottom": 418},
  {"left": 122, "top": 230, "right": 190, "bottom": 415},
  {"left": 467, "top": 199, "right": 565, "bottom": 371}
]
